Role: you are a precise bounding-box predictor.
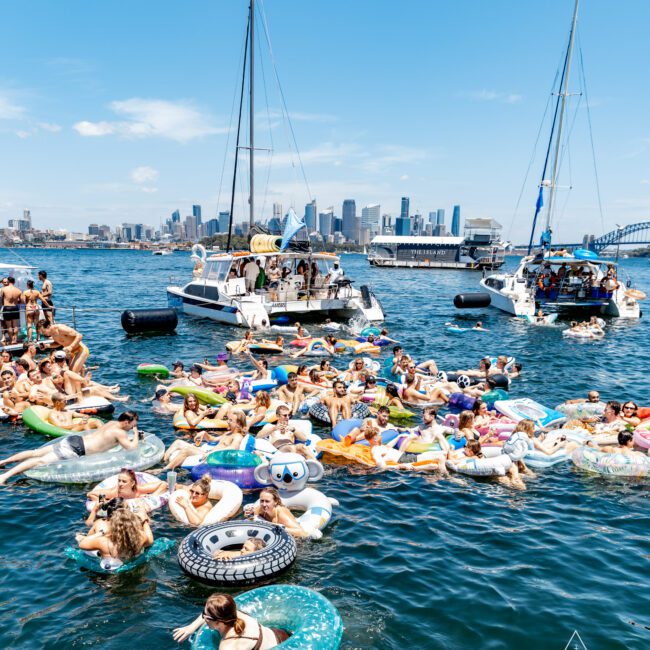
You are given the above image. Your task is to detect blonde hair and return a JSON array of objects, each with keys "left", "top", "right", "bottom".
[
  {"left": 193, "top": 475, "right": 212, "bottom": 495},
  {"left": 255, "top": 391, "right": 271, "bottom": 409},
  {"left": 514, "top": 419, "right": 535, "bottom": 436},
  {"left": 110, "top": 508, "right": 145, "bottom": 560},
  {"left": 228, "top": 409, "right": 247, "bottom": 433}
]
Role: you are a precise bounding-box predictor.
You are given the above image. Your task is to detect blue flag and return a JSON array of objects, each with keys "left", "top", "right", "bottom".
[
  {"left": 280, "top": 208, "right": 306, "bottom": 251},
  {"left": 535, "top": 187, "right": 544, "bottom": 211}
]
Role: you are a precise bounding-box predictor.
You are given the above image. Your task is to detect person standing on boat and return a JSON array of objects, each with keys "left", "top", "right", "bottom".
[
  {"left": 38, "top": 321, "right": 88, "bottom": 374},
  {"left": 38, "top": 270, "right": 54, "bottom": 324},
  {"left": 243, "top": 257, "right": 259, "bottom": 293},
  {"left": 1, "top": 277, "right": 23, "bottom": 345}
]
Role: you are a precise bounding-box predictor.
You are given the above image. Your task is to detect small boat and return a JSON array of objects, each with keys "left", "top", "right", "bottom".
[{"left": 153, "top": 250, "right": 172, "bottom": 256}]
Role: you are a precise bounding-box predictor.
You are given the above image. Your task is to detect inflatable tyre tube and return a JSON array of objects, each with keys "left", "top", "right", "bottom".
[
  {"left": 491, "top": 373, "right": 510, "bottom": 389},
  {"left": 572, "top": 445, "right": 650, "bottom": 477},
  {"left": 360, "top": 326, "right": 381, "bottom": 337},
  {"left": 633, "top": 426, "right": 650, "bottom": 450},
  {"left": 271, "top": 364, "right": 298, "bottom": 385},
  {"left": 308, "top": 402, "right": 370, "bottom": 424},
  {"left": 177, "top": 520, "right": 296, "bottom": 586}
]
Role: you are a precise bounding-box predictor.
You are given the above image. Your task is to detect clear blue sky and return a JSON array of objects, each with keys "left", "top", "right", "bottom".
[{"left": 0, "top": 0, "right": 648, "bottom": 243}]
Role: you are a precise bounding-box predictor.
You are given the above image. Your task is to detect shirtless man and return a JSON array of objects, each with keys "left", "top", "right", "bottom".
[
  {"left": 344, "top": 405, "right": 397, "bottom": 444},
  {"left": 38, "top": 270, "right": 54, "bottom": 324},
  {"left": 48, "top": 392, "right": 101, "bottom": 430},
  {"left": 1, "top": 370, "right": 29, "bottom": 415},
  {"left": 38, "top": 321, "right": 88, "bottom": 374},
  {"left": 322, "top": 380, "right": 358, "bottom": 428},
  {"left": 256, "top": 405, "right": 314, "bottom": 458},
  {"left": 0, "top": 411, "right": 140, "bottom": 485},
  {"left": 600, "top": 430, "right": 647, "bottom": 458},
  {"left": 266, "top": 259, "right": 282, "bottom": 301},
  {"left": 274, "top": 373, "right": 306, "bottom": 415},
  {"left": 397, "top": 407, "right": 452, "bottom": 456},
  {"left": 1, "top": 276, "right": 23, "bottom": 344}
]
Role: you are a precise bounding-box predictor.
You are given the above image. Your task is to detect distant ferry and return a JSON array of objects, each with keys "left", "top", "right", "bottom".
[{"left": 368, "top": 218, "right": 506, "bottom": 270}]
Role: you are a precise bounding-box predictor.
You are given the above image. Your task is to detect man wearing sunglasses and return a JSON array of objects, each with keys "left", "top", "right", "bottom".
[{"left": 256, "top": 404, "right": 314, "bottom": 458}]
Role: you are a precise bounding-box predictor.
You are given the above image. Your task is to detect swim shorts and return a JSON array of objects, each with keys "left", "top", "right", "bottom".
[{"left": 53, "top": 435, "right": 86, "bottom": 459}]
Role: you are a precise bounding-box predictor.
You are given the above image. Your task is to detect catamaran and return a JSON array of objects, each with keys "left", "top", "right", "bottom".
[
  {"left": 480, "top": 0, "right": 642, "bottom": 319},
  {"left": 167, "top": 1, "right": 384, "bottom": 328}
]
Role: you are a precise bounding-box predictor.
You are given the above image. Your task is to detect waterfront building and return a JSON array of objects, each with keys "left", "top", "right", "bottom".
[
  {"left": 88, "top": 224, "right": 100, "bottom": 236},
  {"left": 192, "top": 204, "right": 202, "bottom": 226},
  {"left": 400, "top": 197, "right": 410, "bottom": 220},
  {"left": 171, "top": 210, "right": 181, "bottom": 223},
  {"left": 333, "top": 216, "right": 343, "bottom": 234},
  {"left": 451, "top": 205, "right": 461, "bottom": 236},
  {"left": 273, "top": 203, "right": 282, "bottom": 221},
  {"left": 305, "top": 199, "right": 317, "bottom": 231},
  {"left": 395, "top": 216, "right": 410, "bottom": 236},
  {"left": 437, "top": 209, "right": 445, "bottom": 226},
  {"left": 342, "top": 199, "right": 358, "bottom": 243},
  {"left": 428, "top": 211, "right": 437, "bottom": 224},
  {"left": 185, "top": 215, "right": 198, "bottom": 240},
  {"left": 218, "top": 211, "right": 230, "bottom": 233},
  {"left": 319, "top": 209, "right": 333, "bottom": 238},
  {"left": 361, "top": 203, "right": 380, "bottom": 235},
  {"left": 205, "top": 218, "right": 220, "bottom": 237}
]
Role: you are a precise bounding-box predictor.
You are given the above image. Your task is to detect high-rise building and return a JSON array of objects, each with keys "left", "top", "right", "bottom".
[
  {"left": 304, "top": 200, "right": 317, "bottom": 232},
  {"left": 424, "top": 223, "right": 434, "bottom": 236},
  {"left": 205, "top": 219, "right": 220, "bottom": 237},
  {"left": 218, "top": 211, "right": 231, "bottom": 234},
  {"left": 134, "top": 224, "right": 144, "bottom": 240},
  {"left": 451, "top": 205, "right": 461, "bottom": 236},
  {"left": 361, "top": 204, "right": 381, "bottom": 235},
  {"left": 381, "top": 214, "right": 393, "bottom": 234},
  {"left": 428, "top": 211, "right": 437, "bottom": 224},
  {"left": 171, "top": 210, "right": 181, "bottom": 223},
  {"left": 319, "top": 209, "right": 333, "bottom": 238},
  {"left": 412, "top": 212, "right": 423, "bottom": 236},
  {"left": 333, "top": 216, "right": 343, "bottom": 234},
  {"left": 185, "top": 215, "right": 198, "bottom": 240},
  {"left": 400, "top": 197, "right": 410, "bottom": 220},
  {"left": 88, "top": 224, "right": 100, "bottom": 236},
  {"left": 268, "top": 217, "right": 282, "bottom": 234},
  {"left": 342, "top": 199, "right": 358, "bottom": 243},
  {"left": 395, "top": 217, "right": 410, "bottom": 236},
  {"left": 273, "top": 203, "right": 282, "bottom": 221},
  {"left": 192, "top": 205, "right": 202, "bottom": 226},
  {"left": 436, "top": 209, "right": 445, "bottom": 226}
]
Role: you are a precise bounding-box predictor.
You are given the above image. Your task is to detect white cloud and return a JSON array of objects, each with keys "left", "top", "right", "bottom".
[
  {"left": 37, "top": 122, "right": 62, "bottom": 132},
  {"left": 641, "top": 179, "right": 650, "bottom": 185},
  {"left": 0, "top": 94, "right": 26, "bottom": 120},
  {"left": 462, "top": 90, "right": 523, "bottom": 104},
  {"left": 141, "top": 187, "right": 158, "bottom": 194},
  {"left": 16, "top": 130, "right": 31, "bottom": 139},
  {"left": 400, "top": 174, "right": 409, "bottom": 181},
  {"left": 74, "top": 98, "right": 227, "bottom": 142},
  {"left": 131, "top": 166, "right": 159, "bottom": 184}
]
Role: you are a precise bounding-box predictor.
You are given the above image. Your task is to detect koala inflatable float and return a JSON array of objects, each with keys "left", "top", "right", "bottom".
[{"left": 254, "top": 452, "right": 338, "bottom": 539}]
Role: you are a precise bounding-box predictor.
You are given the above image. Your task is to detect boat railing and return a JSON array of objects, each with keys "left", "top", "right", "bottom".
[{"left": 528, "top": 272, "right": 614, "bottom": 302}]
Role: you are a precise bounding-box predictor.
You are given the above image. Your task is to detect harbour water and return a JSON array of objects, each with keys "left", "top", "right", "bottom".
[{"left": 0, "top": 249, "right": 648, "bottom": 649}]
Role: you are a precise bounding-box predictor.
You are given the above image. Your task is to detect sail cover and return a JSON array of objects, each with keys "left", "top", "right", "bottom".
[{"left": 280, "top": 208, "right": 306, "bottom": 251}]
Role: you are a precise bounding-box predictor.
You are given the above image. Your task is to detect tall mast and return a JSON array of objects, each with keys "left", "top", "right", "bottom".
[
  {"left": 249, "top": 0, "right": 255, "bottom": 228},
  {"left": 544, "top": 0, "right": 580, "bottom": 240}
]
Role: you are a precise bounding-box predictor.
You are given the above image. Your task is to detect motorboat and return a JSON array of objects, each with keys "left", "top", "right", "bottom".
[{"left": 167, "top": 244, "right": 384, "bottom": 329}]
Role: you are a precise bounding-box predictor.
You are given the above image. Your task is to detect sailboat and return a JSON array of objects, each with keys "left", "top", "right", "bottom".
[
  {"left": 166, "top": 1, "right": 384, "bottom": 328},
  {"left": 480, "top": 0, "right": 641, "bottom": 319}
]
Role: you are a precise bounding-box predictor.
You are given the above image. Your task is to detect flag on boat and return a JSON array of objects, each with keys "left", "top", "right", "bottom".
[
  {"left": 280, "top": 208, "right": 306, "bottom": 251},
  {"left": 535, "top": 186, "right": 544, "bottom": 211}
]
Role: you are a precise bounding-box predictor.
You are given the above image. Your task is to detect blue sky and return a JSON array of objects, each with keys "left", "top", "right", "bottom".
[{"left": 0, "top": 0, "right": 649, "bottom": 243}]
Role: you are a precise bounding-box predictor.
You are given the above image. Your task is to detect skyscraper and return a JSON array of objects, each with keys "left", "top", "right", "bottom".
[
  {"left": 400, "top": 197, "right": 410, "bottom": 220},
  {"left": 185, "top": 216, "right": 198, "bottom": 240},
  {"left": 342, "top": 199, "right": 357, "bottom": 243},
  {"left": 428, "top": 211, "right": 437, "bottom": 224},
  {"left": 436, "top": 209, "right": 445, "bottom": 226},
  {"left": 304, "top": 200, "right": 317, "bottom": 231},
  {"left": 218, "top": 211, "right": 230, "bottom": 234},
  {"left": 361, "top": 204, "right": 381, "bottom": 235},
  {"left": 395, "top": 217, "right": 410, "bottom": 236},
  {"left": 319, "top": 209, "right": 333, "bottom": 238},
  {"left": 333, "top": 216, "right": 343, "bottom": 234},
  {"left": 451, "top": 205, "right": 461, "bottom": 236},
  {"left": 192, "top": 205, "right": 202, "bottom": 226},
  {"left": 205, "top": 219, "right": 220, "bottom": 237},
  {"left": 171, "top": 210, "right": 181, "bottom": 223},
  {"left": 273, "top": 203, "right": 282, "bottom": 221}
]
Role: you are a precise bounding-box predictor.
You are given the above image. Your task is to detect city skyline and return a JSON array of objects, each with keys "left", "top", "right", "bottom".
[{"left": 1, "top": 1, "right": 649, "bottom": 243}]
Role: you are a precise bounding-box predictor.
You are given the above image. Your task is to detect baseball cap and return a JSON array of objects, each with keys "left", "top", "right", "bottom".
[
  {"left": 154, "top": 388, "right": 168, "bottom": 399},
  {"left": 172, "top": 360, "right": 184, "bottom": 368},
  {"left": 54, "top": 350, "right": 67, "bottom": 360},
  {"left": 216, "top": 353, "right": 228, "bottom": 362}
]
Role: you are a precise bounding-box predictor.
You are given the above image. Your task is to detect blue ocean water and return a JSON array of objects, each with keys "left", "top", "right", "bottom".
[{"left": 0, "top": 249, "right": 647, "bottom": 649}]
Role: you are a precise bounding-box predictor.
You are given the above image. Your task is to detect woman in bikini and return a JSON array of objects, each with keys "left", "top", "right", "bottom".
[
  {"left": 21, "top": 280, "right": 42, "bottom": 342},
  {"left": 172, "top": 592, "right": 291, "bottom": 648}
]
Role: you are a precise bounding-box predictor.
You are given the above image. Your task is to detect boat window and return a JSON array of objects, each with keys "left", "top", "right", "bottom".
[
  {"left": 205, "top": 260, "right": 230, "bottom": 282},
  {"left": 204, "top": 285, "right": 220, "bottom": 301}
]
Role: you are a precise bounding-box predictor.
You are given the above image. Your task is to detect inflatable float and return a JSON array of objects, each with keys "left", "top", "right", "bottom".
[
  {"left": 331, "top": 419, "right": 399, "bottom": 446},
  {"left": 190, "top": 450, "right": 265, "bottom": 491},
  {"left": 178, "top": 520, "right": 296, "bottom": 586},
  {"left": 191, "top": 585, "right": 344, "bottom": 650},
  {"left": 22, "top": 405, "right": 100, "bottom": 438},
  {"left": 308, "top": 401, "right": 370, "bottom": 424},
  {"left": 85, "top": 471, "right": 168, "bottom": 513},
  {"left": 168, "top": 479, "right": 243, "bottom": 526},
  {"left": 494, "top": 398, "right": 565, "bottom": 429},
  {"left": 555, "top": 401, "right": 605, "bottom": 420},
  {"left": 446, "top": 453, "right": 512, "bottom": 477},
  {"left": 572, "top": 445, "right": 650, "bottom": 477},
  {"left": 66, "top": 396, "right": 115, "bottom": 416},
  {"left": 170, "top": 386, "right": 227, "bottom": 405},
  {"left": 65, "top": 537, "right": 174, "bottom": 574},
  {"left": 25, "top": 433, "right": 165, "bottom": 484},
  {"left": 136, "top": 363, "right": 170, "bottom": 378}
]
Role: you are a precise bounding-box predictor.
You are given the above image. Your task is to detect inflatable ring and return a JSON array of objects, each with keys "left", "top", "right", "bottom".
[
  {"left": 248, "top": 343, "right": 283, "bottom": 355},
  {"left": 25, "top": 434, "right": 165, "bottom": 484},
  {"left": 446, "top": 453, "right": 512, "bottom": 477},
  {"left": 308, "top": 401, "right": 370, "bottom": 424},
  {"left": 66, "top": 397, "right": 115, "bottom": 417},
  {"left": 86, "top": 471, "right": 168, "bottom": 513},
  {"left": 633, "top": 425, "right": 650, "bottom": 450},
  {"left": 572, "top": 445, "right": 650, "bottom": 477},
  {"left": 170, "top": 386, "right": 226, "bottom": 405},
  {"left": 331, "top": 418, "right": 399, "bottom": 446},
  {"left": 271, "top": 364, "right": 298, "bottom": 385},
  {"left": 136, "top": 363, "right": 170, "bottom": 378},
  {"left": 191, "top": 585, "right": 344, "bottom": 650},
  {"left": 177, "top": 520, "right": 296, "bottom": 586},
  {"left": 360, "top": 326, "right": 381, "bottom": 337},
  {"left": 556, "top": 401, "right": 605, "bottom": 419},
  {"left": 65, "top": 537, "right": 175, "bottom": 574},
  {"left": 271, "top": 325, "right": 310, "bottom": 335},
  {"left": 168, "top": 479, "right": 242, "bottom": 526},
  {"left": 191, "top": 450, "right": 265, "bottom": 490}
]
